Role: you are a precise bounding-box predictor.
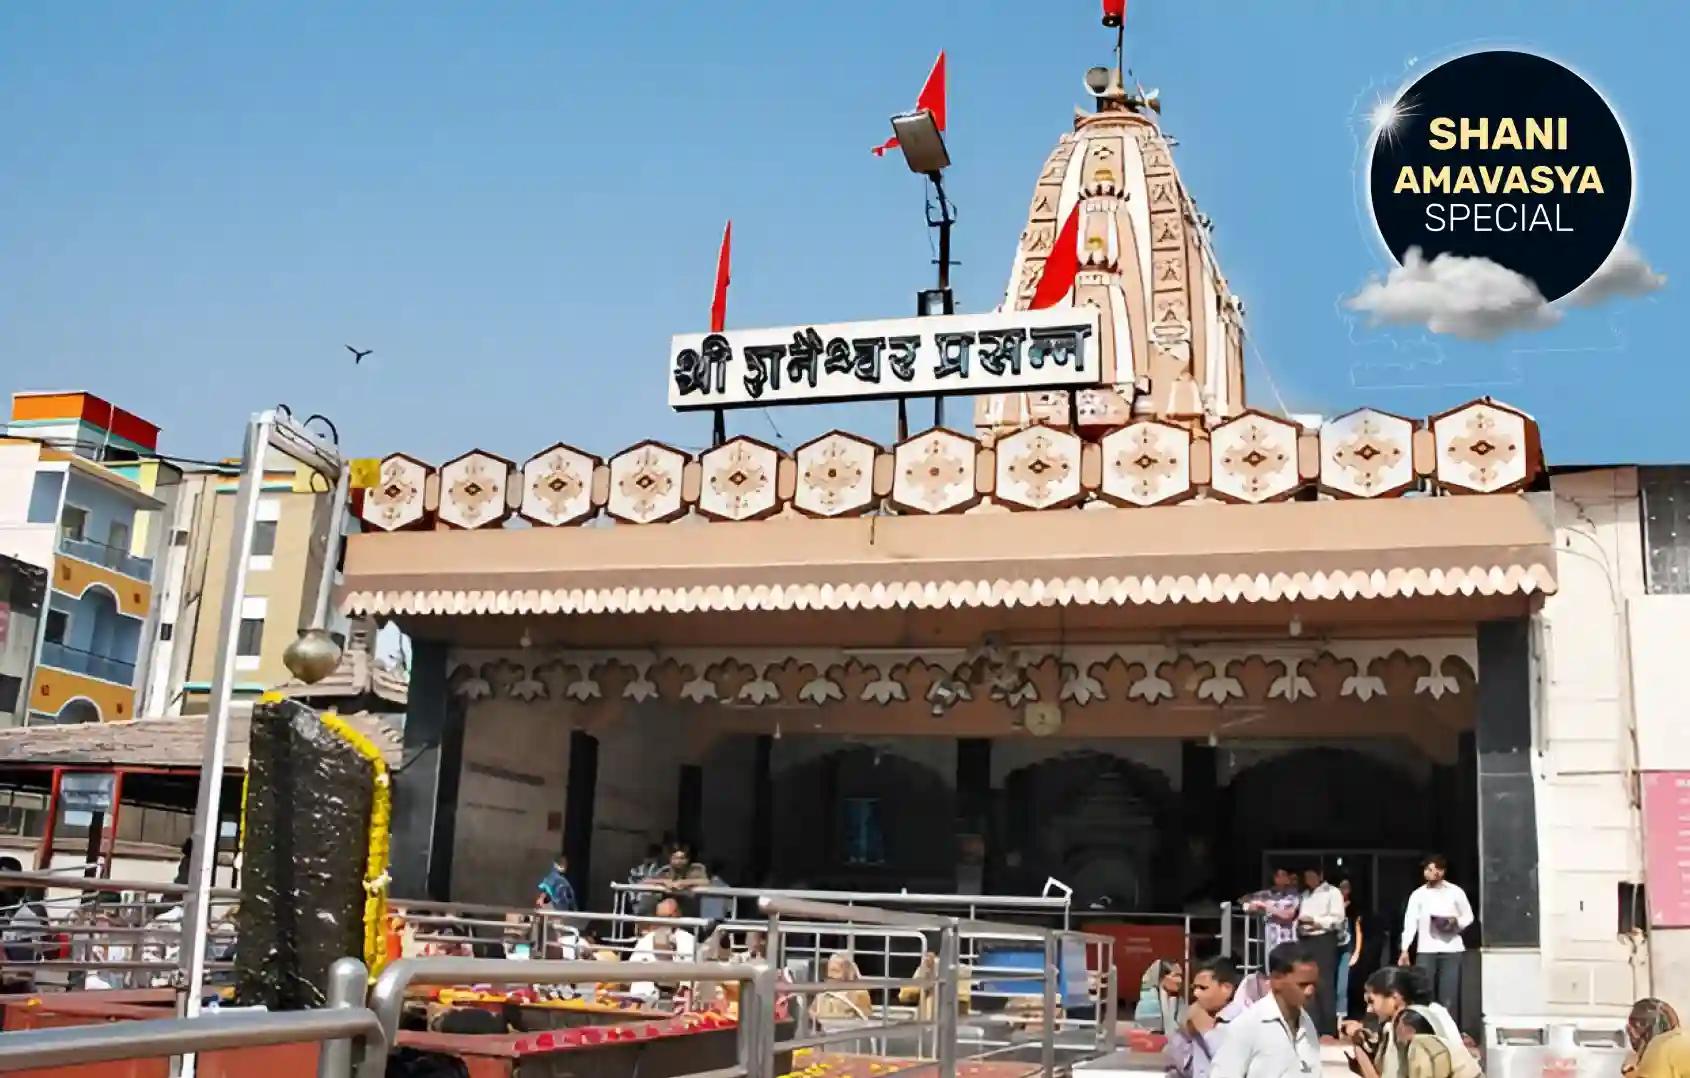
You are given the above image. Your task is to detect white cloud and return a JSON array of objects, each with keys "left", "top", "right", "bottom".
[
  {"left": 1346, "top": 248, "right": 1560, "bottom": 341},
  {"left": 1564, "top": 241, "right": 1666, "bottom": 307}
]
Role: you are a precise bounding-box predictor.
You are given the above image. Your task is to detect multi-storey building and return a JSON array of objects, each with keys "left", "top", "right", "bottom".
[
  {"left": 0, "top": 392, "right": 177, "bottom": 725},
  {"left": 142, "top": 463, "right": 358, "bottom": 716}
]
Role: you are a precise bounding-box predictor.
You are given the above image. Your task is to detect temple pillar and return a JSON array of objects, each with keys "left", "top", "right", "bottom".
[{"left": 390, "top": 639, "right": 465, "bottom": 900}]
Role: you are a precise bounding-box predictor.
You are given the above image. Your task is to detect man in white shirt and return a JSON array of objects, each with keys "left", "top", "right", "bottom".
[
  {"left": 1297, "top": 866, "right": 1346, "bottom": 1037},
  {"left": 628, "top": 897, "right": 698, "bottom": 1004},
  {"left": 1210, "top": 943, "right": 1323, "bottom": 1078},
  {"left": 1397, "top": 853, "right": 1474, "bottom": 1018}
]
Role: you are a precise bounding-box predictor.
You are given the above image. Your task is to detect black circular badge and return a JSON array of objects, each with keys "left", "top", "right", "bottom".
[{"left": 1367, "top": 49, "right": 1631, "bottom": 302}]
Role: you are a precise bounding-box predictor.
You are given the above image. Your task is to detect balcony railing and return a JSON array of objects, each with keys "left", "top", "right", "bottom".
[
  {"left": 58, "top": 535, "right": 153, "bottom": 580},
  {"left": 40, "top": 641, "right": 136, "bottom": 685}
]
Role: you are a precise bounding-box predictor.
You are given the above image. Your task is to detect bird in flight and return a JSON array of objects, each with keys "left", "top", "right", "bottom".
[{"left": 346, "top": 345, "right": 373, "bottom": 364}]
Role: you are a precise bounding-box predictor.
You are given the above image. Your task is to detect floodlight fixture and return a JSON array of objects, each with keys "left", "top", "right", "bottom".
[{"left": 890, "top": 110, "right": 950, "bottom": 175}]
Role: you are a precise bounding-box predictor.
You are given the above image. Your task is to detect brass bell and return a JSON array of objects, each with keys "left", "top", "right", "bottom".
[{"left": 283, "top": 628, "right": 342, "bottom": 685}]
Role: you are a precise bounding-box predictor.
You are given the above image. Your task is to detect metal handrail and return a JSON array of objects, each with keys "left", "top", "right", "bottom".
[
  {"left": 0, "top": 957, "right": 377, "bottom": 1078},
  {"left": 0, "top": 1009, "right": 385, "bottom": 1074},
  {"left": 358, "top": 956, "right": 777, "bottom": 1078},
  {"left": 0, "top": 870, "right": 240, "bottom": 900}
]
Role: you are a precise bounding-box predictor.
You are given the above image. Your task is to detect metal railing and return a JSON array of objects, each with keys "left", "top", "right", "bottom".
[
  {"left": 0, "top": 871, "right": 239, "bottom": 990},
  {"left": 0, "top": 957, "right": 382, "bottom": 1077},
  {"left": 59, "top": 534, "right": 154, "bottom": 580},
  {"left": 613, "top": 882, "right": 1073, "bottom": 931},
  {"left": 39, "top": 639, "right": 137, "bottom": 685}
]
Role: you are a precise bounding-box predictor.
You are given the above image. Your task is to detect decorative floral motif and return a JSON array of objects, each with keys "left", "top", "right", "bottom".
[
  {"left": 521, "top": 444, "right": 597, "bottom": 527},
  {"left": 1209, "top": 412, "right": 1300, "bottom": 504},
  {"left": 799, "top": 676, "right": 845, "bottom": 705},
  {"left": 438, "top": 452, "right": 512, "bottom": 530},
  {"left": 607, "top": 443, "right": 687, "bottom": 524},
  {"left": 1321, "top": 409, "right": 1414, "bottom": 498},
  {"left": 892, "top": 430, "right": 978, "bottom": 514},
  {"left": 794, "top": 433, "right": 878, "bottom": 517},
  {"left": 996, "top": 426, "right": 1082, "bottom": 510},
  {"left": 699, "top": 438, "right": 779, "bottom": 522},
  {"left": 1433, "top": 402, "right": 1531, "bottom": 494},
  {"left": 364, "top": 455, "right": 429, "bottom": 531},
  {"left": 443, "top": 638, "right": 1480, "bottom": 713},
  {"left": 1100, "top": 422, "right": 1191, "bottom": 506}
]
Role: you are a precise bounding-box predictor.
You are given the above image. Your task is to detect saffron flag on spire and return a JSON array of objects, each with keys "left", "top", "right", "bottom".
[
  {"left": 1029, "top": 204, "right": 1082, "bottom": 309},
  {"left": 710, "top": 220, "right": 732, "bottom": 333},
  {"left": 872, "top": 51, "right": 947, "bottom": 157}
]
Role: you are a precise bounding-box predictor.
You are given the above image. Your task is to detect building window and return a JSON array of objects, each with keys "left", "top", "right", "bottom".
[
  {"left": 44, "top": 610, "right": 68, "bottom": 645},
  {"left": 107, "top": 521, "right": 130, "bottom": 554},
  {"left": 60, "top": 505, "right": 88, "bottom": 544},
  {"left": 236, "top": 595, "right": 267, "bottom": 670},
  {"left": 1642, "top": 466, "right": 1690, "bottom": 595},
  {"left": 251, "top": 521, "right": 278, "bottom": 558},
  {"left": 0, "top": 675, "right": 21, "bottom": 713},
  {"left": 249, "top": 499, "right": 280, "bottom": 568},
  {"left": 27, "top": 473, "right": 64, "bottom": 524},
  {"left": 160, "top": 623, "right": 174, "bottom": 642}
]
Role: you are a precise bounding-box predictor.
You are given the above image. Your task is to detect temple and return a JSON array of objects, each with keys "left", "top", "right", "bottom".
[{"left": 338, "top": 25, "right": 1564, "bottom": 1032}]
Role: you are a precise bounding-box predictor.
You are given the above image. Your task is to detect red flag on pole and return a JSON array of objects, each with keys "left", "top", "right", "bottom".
[
  {"left": 872, "top": 51, "right": 947, "bottom": 157},
  {"left": 1028, "top": 204, "right": 1081, "bottom": 309},
  {"left": 710, "top": 220, "right": 732, "bottom": 333}
]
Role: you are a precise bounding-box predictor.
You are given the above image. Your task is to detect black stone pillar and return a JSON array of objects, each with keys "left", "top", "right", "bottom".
[
  {"left": 564, "top": 730, "right": 598, "bottom": 903},
  {"left": 957, "top": 739, "right": 992, "bottom": 892},
  {"left": 1475, "top": 619, "right": 1539, "bottom": 948},
  {"left": 1180, "top": 741, "right": 1220, "bottom": 907},
  {"left": 389, "top": 640, "right": 465, "bottom": 900},
  {"left": 751, "top": 735, "right": 773, "bottom": 885},
  {"left": 677, "top": 764, "right": 704, "bottom": 856}
]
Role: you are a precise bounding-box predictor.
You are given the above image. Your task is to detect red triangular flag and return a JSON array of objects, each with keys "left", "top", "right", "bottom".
[
  {"left": 1029, "top": 204, "right": 1082, "bottom": 309},
  {"left": 873, "top": 51, "right": 947, "bottom": 157},
  {"left": 710, "top": 220, "right": 732, "bottom": 332}
]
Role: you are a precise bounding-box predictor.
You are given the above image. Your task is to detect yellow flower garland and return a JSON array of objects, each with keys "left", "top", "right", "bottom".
[{"left": 319, "top": 708, "right": 393, "bottom": 980}]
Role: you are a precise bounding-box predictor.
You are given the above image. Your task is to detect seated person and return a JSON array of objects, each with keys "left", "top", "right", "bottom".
[
  {"left": 812, "top": 952, "right": 872, "bottom": 1022},
  {"left": 628, "top": 898, "right": 697, "bottom": 1004}
]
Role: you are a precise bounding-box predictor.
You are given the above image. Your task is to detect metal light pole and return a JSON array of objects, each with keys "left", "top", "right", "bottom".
[
  {"left": 175, "top": 409, "right": 346, "bottom": 1073},
  {"left": 890, "top": 108, "right": 956, "bottom": 434}
]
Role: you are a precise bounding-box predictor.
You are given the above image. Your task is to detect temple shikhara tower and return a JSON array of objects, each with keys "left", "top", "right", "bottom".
[{"left": 978, "top": 64, "right": 1244, "bottom": 437}]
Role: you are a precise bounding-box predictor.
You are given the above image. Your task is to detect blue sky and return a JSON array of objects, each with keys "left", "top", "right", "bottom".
[{"left": 2, "top": 2, "right": 1683, "bottom": 465}]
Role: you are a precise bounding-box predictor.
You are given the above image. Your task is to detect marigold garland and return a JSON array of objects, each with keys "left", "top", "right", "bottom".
[{"left": 319, "top": 709, "right": 393, "bottom": 980}]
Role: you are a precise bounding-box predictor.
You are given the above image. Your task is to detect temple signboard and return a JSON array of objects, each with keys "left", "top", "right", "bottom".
[{"left": 670, "top": 307, "right": 1101, "bottom": 410}]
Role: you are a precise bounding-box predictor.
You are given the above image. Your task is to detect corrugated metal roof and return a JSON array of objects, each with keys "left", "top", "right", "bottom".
[{"left": 0, "top": 711, "right": 403, "bottom": 769}]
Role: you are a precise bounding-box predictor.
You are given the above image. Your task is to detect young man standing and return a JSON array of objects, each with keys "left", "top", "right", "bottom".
[
  {"left": 1167, "top": 957, "right": 1242, "bottom": 1078},
  {"left": 1297, "top": 865, "right": 1346, "bottom": 1037},
  {"left": 536, "top": 853, "right": 576, "bottom": 911},
  {"left": 1398, "top": 853, "right": 1474, "bottom": 1017},
  {"left": 1210, "top": 943, "right": 1323, "bottom": 1078}
]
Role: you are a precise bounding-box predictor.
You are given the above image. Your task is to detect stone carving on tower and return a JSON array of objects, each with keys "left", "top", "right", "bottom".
[{"left": 977, "top": 51, "right": 1246, "bottom": 440}]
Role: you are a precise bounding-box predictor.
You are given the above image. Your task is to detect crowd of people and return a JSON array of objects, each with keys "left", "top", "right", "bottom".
[{"left": 1236, "top": 854, "right": 1472, "bottom": 1038}]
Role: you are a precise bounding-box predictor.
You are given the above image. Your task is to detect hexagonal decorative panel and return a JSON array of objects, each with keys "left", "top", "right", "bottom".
[
  {"left": 891, "top": 429, "right": 980, "bottom": 514},
  {"left": 1208, "top": 411, "right": 1302, "bottom": 503},
  {"left": 606, "top": 441, "right": 688, "bottom": 524},
  {"left": 1099, "top": 421, "right": 1192, "bottom": 507},
  {"left": 793, "top": 431, "right": 878, "bottom": 518},
  {"left": 1431, "top": 399, "right": 1535, "bottom": 494},
  {"left": 437, "top": 450, "right": 515, "bottom": 530},
  {"left": 359, "top": 453, "right": 431, "bottom": 531},
  {"left": 1320, "top": 408, "right": 1416, "bottom": 498},
  {"left": 995, "top": 425, "right": 1083, "bottom": 510},
  {"left": 697, "top": 437, "right": 781, "bottom": 522},
  {"left": 520, "top": 443, "right": 599, "bottom": 527}
]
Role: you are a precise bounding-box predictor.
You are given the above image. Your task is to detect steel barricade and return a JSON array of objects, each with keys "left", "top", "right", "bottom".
[{"left": 0, "top": 958, "right": 382, "bottom": 1077}]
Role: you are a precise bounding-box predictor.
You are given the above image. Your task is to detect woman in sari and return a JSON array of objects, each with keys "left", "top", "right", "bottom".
[
  {"left": 812, "top": 953, "right": 873, "bottom": 1022},
  {"left": 1626, "top": 998, "right": 1686, "bottom": 1078},
  {"left": 1133, "top": 960, "right": 1185, "bottom": 1035}
]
